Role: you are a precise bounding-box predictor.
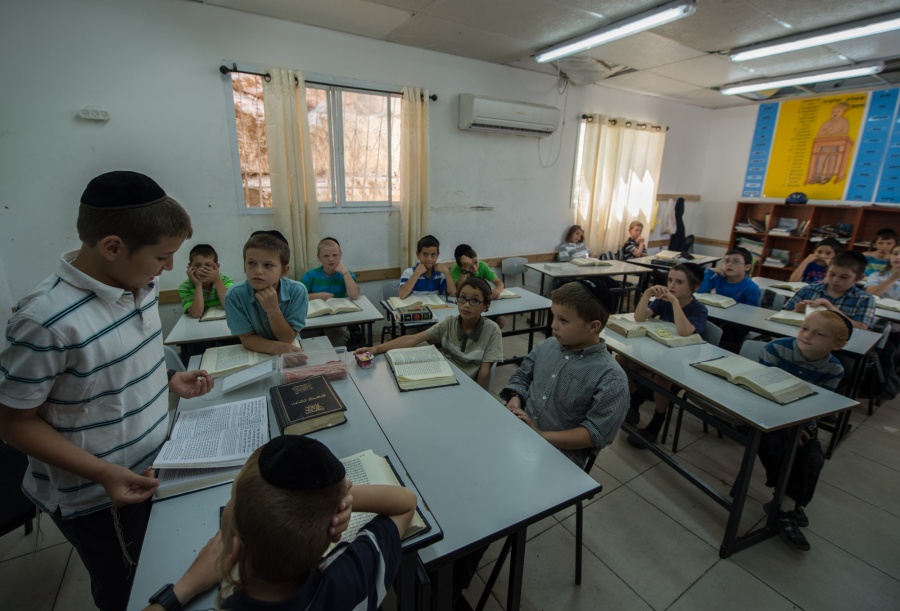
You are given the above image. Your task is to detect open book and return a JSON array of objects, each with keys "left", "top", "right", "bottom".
[
  {"left": 335, "top": 449, "right": 429, "bottom": 544},
  {"left": 692, "top": 355, "right": 816, "bottom": 404},
  {"left": 152, "top": 396, "right": 269, "bottom": 471},
  {"left": 497, "top": 288, "right": 522, "bottom": 299},
  {"left": 655, "top": 250, "right": 684, "bottom": 260},
  {"left": 388, "top": 294, "right": 452, "bottom": 310},
  {"left": 385, "top": 344, "right": 459, "bottom": 391},
  {"left": 155, "top": 466, "right": 238, "bottom": 501},
  {"left": 767, "top": 306, "right": 825, "bottom": 327},
  {"left": 199, "top": 340, "right": 299, "bottom": 378},
  {"left": 569, "top": 257, "right": 613, "bottom": 267},
  {"left": 696, "top": 293, "right": 737, "bottom": 308},
  {"left": 307, "top": 297, "right": 361, "bottom": 318},
  {"left": 876, "top": 297, "right": 900, "bottom": 312},
  {"left": 200, "top": 306, "right": 226, "bottom": 322},
  {"left": 606, "top": 317, "right": 704, "bottom": 347},
  {"left": 767, "top": 281, "right": 808, "bottom": 293}
]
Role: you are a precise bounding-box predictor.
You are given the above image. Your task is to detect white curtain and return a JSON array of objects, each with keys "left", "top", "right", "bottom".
[
  {"left": 399, "top": 87, "right": 430, "bottom": 267},
  {"left": 573, "top": 115, "right": 667, "bottom": 255},
  {"left": 263, "top": 68, "right": 320, "bottom": 277}
]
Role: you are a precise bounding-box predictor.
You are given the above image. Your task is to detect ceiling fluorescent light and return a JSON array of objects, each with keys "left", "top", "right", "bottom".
[
  {"left": 720, "top": 61, "right": 884, "bottom": 95},
  {"left": 730, "top": 11, "right": 900, "bottom": 62},
  {"left": 535, "top": 0, "right": 696, "bottom": 64}
]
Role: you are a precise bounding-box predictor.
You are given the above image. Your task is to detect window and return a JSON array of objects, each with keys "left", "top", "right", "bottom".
[{"left": 229, "top": 73, "right": 401, "bottom": 211}]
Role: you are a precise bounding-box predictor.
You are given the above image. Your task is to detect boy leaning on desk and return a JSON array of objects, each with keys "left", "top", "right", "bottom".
[
  {"left": 783, "top": 251, "right": 876, "bottom": 330},
  {"left": 301, "top": 236, "right": 361, "bottom": 346}
]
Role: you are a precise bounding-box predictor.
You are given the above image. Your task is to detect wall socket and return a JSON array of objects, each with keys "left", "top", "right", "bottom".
[{"left": 78, "top": 107, "right": 110, "bottom": 121}]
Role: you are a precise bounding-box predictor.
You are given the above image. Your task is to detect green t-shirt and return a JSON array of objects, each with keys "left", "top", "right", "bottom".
[
  {"left": 178, "top": 274, "right": 234, "bottom": 312},
  {"left": 450, "top": 260, "right": 497, "bottom": 284}
]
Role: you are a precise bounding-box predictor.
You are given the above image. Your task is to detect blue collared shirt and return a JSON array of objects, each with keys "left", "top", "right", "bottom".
[{"left": 225, "top": 278, "right": 308, "bottom": 339}]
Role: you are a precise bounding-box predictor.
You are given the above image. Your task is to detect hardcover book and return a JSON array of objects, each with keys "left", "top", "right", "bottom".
[
  {"left": 269, "top": 375, "right": 347, "bottom": 435},
  {"left": 388, "top": 294, "right": 452, "bottom": 310},
  {"left": 200, "top": 306, "right": 226, "bottom": 322},
  {"left": 569, "top": 257, "right": 613, "bottom": 267},
  {"left": 606, "top": 317, "right": 704, "bottom": 347},
  {"left": 307, "top": 297, "right": 361, "bottom": 318},
  {"left": 384, "top": 345, "right": 459, "bottom": 391},
  {"left": 696, "top": 293, "right": 737, "bottom": 308},
  {"left": 692, "top": 355, "right": 816, "bottom": 405}
]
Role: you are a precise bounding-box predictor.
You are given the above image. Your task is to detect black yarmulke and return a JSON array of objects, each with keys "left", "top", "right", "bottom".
[
  {"left": 575, "top": 278, "right": 614, "bottom": 315},
  {"left": 80, "top": 171, "right": 168, "bottom": 210},
  {"left": 258, "top": 436, "right": 345, "bottom": 490},
  {"left": 251, "top": 229, "right": 289, "bottom": 245}
]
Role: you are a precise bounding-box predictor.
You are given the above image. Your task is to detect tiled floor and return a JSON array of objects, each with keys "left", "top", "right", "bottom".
[{"left": 3, "top": 324, "right": 899, "bottom": 610}]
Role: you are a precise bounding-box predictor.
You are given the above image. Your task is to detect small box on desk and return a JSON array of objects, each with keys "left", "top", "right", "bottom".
[{"left": 397, "top": 305, "right": 434, "bottom": 323}]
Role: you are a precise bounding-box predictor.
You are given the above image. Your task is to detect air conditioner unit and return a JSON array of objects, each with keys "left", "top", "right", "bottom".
[{"left": 458, "top": 94, "right": 560, "bottom": 137}]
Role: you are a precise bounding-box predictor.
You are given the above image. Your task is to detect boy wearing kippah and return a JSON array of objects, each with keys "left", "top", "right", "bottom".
[
  {"left": 144, "top": 436, "right": 415, "bottom": 611},
  {"left": 0, "top": 172, "right": 215, "bottom": 611},
  {"left": 784, "top": 251, "right": 876, "bottom": 329}
]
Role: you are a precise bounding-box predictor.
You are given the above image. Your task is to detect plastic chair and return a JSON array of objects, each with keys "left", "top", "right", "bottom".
[
  {"left": 700, "top": 321, "right": 723, "bottom": 347},
  {"left": 0, "top": 443, "right": 36, "bottom": 538},
  {"left": 164, "top": 346, "right": 185, "bottom": 373},
  {"left": 500, "top": 257, "right": 528, "bottom": 287},
  {"left": 381, "top": 283, "right": 401, "bottom": 343}
]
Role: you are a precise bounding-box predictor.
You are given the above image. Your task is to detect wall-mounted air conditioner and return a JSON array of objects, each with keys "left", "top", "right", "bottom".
[{"left": 458, "top": 94, "right": 561, "bottom": 137}]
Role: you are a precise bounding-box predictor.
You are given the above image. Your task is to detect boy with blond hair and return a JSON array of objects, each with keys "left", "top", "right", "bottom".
[
  {"left": 301, "top": 237, "right": 360, "bottom": 346},
  {"left": 621, "top": 221, "right": 645, "bottom": 260}
]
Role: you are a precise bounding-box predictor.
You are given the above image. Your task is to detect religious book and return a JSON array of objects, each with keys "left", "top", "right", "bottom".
[
  {"left": 200, "top": 306, "right": 226, "bottom": 322},
  {"left": 655, "top": 250, "right": 683, "bottom": 260},
  {"left": 199, "top": 340, "right": 299, "bottom": 378},
  {"left": 307, "top": 297, "right": 361, "bottom": 318},
  {"left": 388, "top": 294, "right": 452, "bottom": 310},
  {"left": 569, "top": 257, "right": 613, "bottom": 267},
  {"left": 497, "top": 288, "right": 522, "bottom": 299},
  {"left": 876, "top": 297, "right": 900, "bottom": 312},
  {"left": 396, "top": 305, "right": 434, "bottom": 322},
  {"left": 696, "top": 293, "right": 737, "bottom": 308},
  {"left": 268, "top": 375, "right": 347, "bottom": 435},
  {"left": 606, "top": 317, "right": 704, "bottom": 347},
  {"left": 768, "top": 281, "right": 808, "bottom": 292},
  {"left": 152, "top": 396, "right": 269, "bottom": 470},
  {"left": 384, "top": 344, "right": 459, "bottom": 391},
  {"left": 691, "top": 355, "right": 816, "bottom": 405},
  {"left": 154, "top": 465, "right": 239, "bottom": 501},
  {"left": 606, "top": 316, "right": 649, "bottom": 338},
  {"left": 767, "top": 306, "right": 825, "bottom": 326}
]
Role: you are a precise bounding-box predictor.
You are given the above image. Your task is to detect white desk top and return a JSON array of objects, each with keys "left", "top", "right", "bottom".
[
  {"left": 164, "top": 295, "right": 382, "bottom": 345},
  {"left": 628, "top": 254, "right": 720, "bottom": 269},
  {"left": 753, "top": 276, "right": 900, "bottom": 323},
  {"left": 382, "top": 287, "right": 551, "bottom": 326},
  {"left": 349, "top": 354, "right": 600, "bottom": 567},
  {"left": 601, "top": 329, "right": 857, "bottom": 431},
  {"left": 525, "top": 260, "right": 651, "bottom": 278},
  {"left": 128, "top": 337, "right": 440, "bottom": 610}
]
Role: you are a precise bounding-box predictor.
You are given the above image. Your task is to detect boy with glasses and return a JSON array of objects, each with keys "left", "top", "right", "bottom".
[{"left": 697, "top": 247, "right": 761, "bottom": 306}]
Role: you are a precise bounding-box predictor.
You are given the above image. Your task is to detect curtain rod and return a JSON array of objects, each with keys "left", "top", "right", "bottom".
[
  {"left": 579, "top": 114, "right": 668, "bottom": 131},
  {"left": 219, "top": 64, "right": 437, "bottom": 100}
]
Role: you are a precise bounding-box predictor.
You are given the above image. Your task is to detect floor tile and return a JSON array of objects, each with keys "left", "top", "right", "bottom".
[
  {"left": 477, "top": 523, "right": 652, "bottom": 611},
  {"left": 562, "top": 487, "right": 717, "bottom": 610},
  {"left": 554, "top": 464, "right": 623, "bottom": 521},
  {"left": 459, "top": 572, "right": 504, "bottom": 611},
  {"left": 674, "top": 433, "right": 774, "bottom": 506},
  {"left": 594, "top": 432, "right": 663, "bottom": 484},
  {"left": 860, "top": 403, "right": 900, "bottom": 433},
  {"left": 669, "top": 559, "right": 797, "bottom": 611},
  {"left": 478, "top": 515, "right": 558, "bottom": 569},
  {"left": 0, "top": 514, "right": 68, "bottom": 563},
  {"left": 819, "top": 447, "right": 900, "bottom": 517},
  {"left": 0, "top": 543, "right": 70, "bottom": 611},
  {"left": 842, "top": 420, "right": 900, "bottom": 472},
  {"left": 53, "top": 548, "right": 96, "bottom": 611}
]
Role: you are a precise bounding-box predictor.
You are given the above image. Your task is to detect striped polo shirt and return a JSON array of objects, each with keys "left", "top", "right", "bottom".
[{"left": 0, "top": 251, "right": 169, "bottom": 518}]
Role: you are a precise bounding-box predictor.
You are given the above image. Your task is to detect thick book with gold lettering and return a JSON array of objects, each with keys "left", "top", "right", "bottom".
[{"left": 269, "top": 375, "right": 347, "bottom": 435}]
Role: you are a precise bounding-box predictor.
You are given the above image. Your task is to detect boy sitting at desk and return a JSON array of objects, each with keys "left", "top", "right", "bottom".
[
  {"left": 862, "top": 227, "right": 898, "bottom": 277},
  {"left": 697, "top": 247, "right": 760, "bottom": 306},
  {"left": 754, "top": 310, "right": 849, "bottom": 552},
  {"left": 301, "top": 237, "right": 360, "bottom": 346},
  {"left": 500, "top": 279, "right": 629, "bottom": 467},
  {"left": 225, "top": 230, "right": 307, "bottom": 355},
  {"left": 398, "top": 234, "right": 457, "bottom": 298},
  {"left": 784, "top": 251, "right": 876, "bottom": 330},
  {"left": 178, "top": 243, "right": 234, "bottom": 318},
  {"left": 789, "top": 238, "right": 840, "bottom": 284}
]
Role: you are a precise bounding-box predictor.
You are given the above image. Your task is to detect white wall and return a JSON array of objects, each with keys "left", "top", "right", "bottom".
[{"left": 1, "top": 0, "right": 722, "bottom": 317}]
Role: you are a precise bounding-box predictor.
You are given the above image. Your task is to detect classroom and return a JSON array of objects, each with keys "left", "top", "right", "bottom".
[{"left": 1, "top": 1, "right": 899, "bottom": 610}]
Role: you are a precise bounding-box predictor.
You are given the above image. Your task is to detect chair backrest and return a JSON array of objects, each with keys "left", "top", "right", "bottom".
[
  {"left": 501, "top": 257, "right": 528, "bottom": 285},
  {"left": 164, "top": 346, "right": 185, "bottom": 373},
  {"left": 700, "top": 321, "right": 723, "bottom": 347},
  {"left": 598, "top": 251, "right": 617, "bottom": 261},
  {"left": 739, "top": 339, "right": 767, "bottom": 361},
  {"left": 382, "top": 282, "right": 400, "bottom": 301},
  {"left": 0, "top": 443, "right": 36, "bottom": 538}
]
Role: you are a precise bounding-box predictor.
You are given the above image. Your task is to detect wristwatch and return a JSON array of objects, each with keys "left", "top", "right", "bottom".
[
  {"left": 500, "top": 389, "right": 518, "bottom": 403},
  {"left": 149, "top": 583, "right": 182, "bottom": 611}
]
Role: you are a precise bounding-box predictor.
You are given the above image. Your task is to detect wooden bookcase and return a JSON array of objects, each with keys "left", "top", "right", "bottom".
[{"left": 729, "top": 201, "right": 900, "bottom": 280}]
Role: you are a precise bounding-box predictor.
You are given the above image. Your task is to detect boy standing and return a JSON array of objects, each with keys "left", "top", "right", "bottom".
[
  {"left": 398, "top": 235, "right": 457, "bottom": 299},
  {"left": 501, "top": 279, "right": 629, "bottom": 466},
  {"left": 756, "top": 310, "right": 849, "bottom": 552},
  {"left": 784, "top": 251, "right": 876, "bottom": 329},
  {"left": 0, "top": 171, "right": 214, "bottom": 611},
  {"left": 225, "top": 230, "right": 307, "bottom": 355},
  {"left": 862, "top": 228, "right": 898, "bottom": 277},
  {"left": 697, "top": 247, "right": 761, "bottom": 305},
  {"left": 178, "top": 243, "right": 234, "bottom": 318}
]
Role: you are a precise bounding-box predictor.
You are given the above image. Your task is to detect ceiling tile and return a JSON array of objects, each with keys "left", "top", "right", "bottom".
[
  {"left": 580, "top": 31, "right": 706, "bottom": 70},
  {"left": 826, "top": 30, "right": 900, "bottom": 62},
  {"left": 653, "top": 0, "right": 789, "bottom": 52},
  {"left": 749, "top": 0, "right": 900, "bottom": 32},
  {"left": 364, "top": 0, "right": 434, "bottom": 11},
  {"left": 209, "top": 0, "right": 411, "bottom": 38},
  {"left": 664, "top": 87, "right": 755, "bottom": 109},
  {"left": 423, "top": 0, "right": 604, "bottom": 45},
  {"left": 554, "top": 0, "right": 666, "bottom": 20},
  {"left": 386, "top": 14, "right": 537, "bottom": 63},
  {"left": 654, "top": 54, "right": 759, "bottom": 88},
  {"left": 735, "top": 46, "right": 853, "bottom": 77},
  {"left": 598, "top": 71, "right": 701, "bottom": 95}
]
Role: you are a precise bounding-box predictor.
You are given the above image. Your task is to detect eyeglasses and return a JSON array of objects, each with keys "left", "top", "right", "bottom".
[
  {"left": 456, "top": 296, "right": 483, "bottom": 307},
  {"left": 723, "top": 258, "right": 747, "bottom": 265}
]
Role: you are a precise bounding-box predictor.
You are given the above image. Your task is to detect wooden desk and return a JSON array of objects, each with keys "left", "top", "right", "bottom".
[
  {"left": 163, "top": 296, "right": 384, "bottom": 347},
  {"left": 524, "top": 260, "right": 651, "bottom": 308},
  {"left": 602, "top": 329, "right": 857, "bottom": 558},
  {"left": 128, "top": 339, "right": 441, "bottom": 611},
  {"left": 350, "top": 357, "right": 601, "bottom": 611}
]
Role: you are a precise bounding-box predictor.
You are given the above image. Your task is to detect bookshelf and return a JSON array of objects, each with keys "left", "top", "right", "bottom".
[{"left": 730, "top": 202, "right": 900, "bottom": 280}]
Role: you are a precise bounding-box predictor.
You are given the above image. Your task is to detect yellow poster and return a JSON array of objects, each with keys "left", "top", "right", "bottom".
[{"left": 763, "top": 93, "right": 867, "bottom": 199}]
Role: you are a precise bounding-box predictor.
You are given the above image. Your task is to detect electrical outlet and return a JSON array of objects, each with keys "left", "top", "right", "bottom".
[{"left": 78, "top": 107, "right": 110, "bottom": 121}]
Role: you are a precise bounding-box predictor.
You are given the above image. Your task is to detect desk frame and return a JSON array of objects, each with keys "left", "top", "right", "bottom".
[{"left": 525, "top": 261, "right": 651, "bottom": 312}]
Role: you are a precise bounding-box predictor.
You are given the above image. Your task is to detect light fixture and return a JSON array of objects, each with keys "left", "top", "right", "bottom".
[
  {"left": 730, "top": 11, "right": 900, "bottom": 62},
  {"left": 720, "top": 61, "right": 884, "bottom": 95},
  {"left": 535, "top": 0, "right": 696, "bottom": 64}
]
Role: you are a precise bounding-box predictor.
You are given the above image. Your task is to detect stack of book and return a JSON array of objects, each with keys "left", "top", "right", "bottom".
[
  {"left": 736, "top": 236, "right": 764, "bottom": 259},
  {"left": 763, "top": 248, "right": 790, "bottom": 267},
  {"left": 734, "top": 218, "right": 765, "bottom": 234},
  {"left": 768, "top": 218, "right": 799, "bottom": 235}
]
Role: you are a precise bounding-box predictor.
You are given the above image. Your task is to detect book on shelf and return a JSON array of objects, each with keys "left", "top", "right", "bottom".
[
  {"left": 200, "top": 306, "right": 226, "bottom": 322},
  {"left": 763, "top": 248, "right": 790, "bottom": 268},
  {"left": 384, "top": 344, "right": 459, "bottom": 391},
  {"left": 876, "top": 297, "right": 900, "bottom": 312},
  {"left": 764, "top": 213, "right": 772, "bottom": 233},
  {"left": 768, "top": 281, "right": 808, "bottom": 292},
  {"left": 387, "top": 294, "right": 452, "bottom": 310},
  {"left": 606, "top": 317, "right": 705, "bottom": 347},
  {"left": 695, "top": 293, "right": 737, "bottom": 308},
  {"left": 497, "top": 288, "right": 521, "bottom": 299},
  {"left": 766, "top": 306, "right": 825, "bottom": 326},
  {"left": 692, "top": 355, "right": 816, "bottom": 405},
  {"left": 269, "top": 374, "right": 348, "bottom": 435},
  {"left": 152, "top": 396, "right": 269, "bottom": 471},
  {"left": 199, "top": 340, "right": 299, "bottom": 378},
  {"left": 307, "top": 297, "right": 361, "bottom": 318},
  {"left": 569, "top": 257, "right": 613, "bottom": 267},
  {"left": 736, "top": 236, "right": 764, "bottom": 256},
  {"left": 768, "top": 218, "right": 799, "bottom": 235}
]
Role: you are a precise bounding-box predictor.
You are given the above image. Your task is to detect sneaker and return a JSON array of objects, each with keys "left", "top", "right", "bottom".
[
  {"left": 777, "top": 513, "right": 810, "bottom": 552},
  {"left": 627, "top": 427, "right": 657, "bottom": 449},
  {"left": 787, "top": 506, "right": 809, "bottom": 528},
  {"left": 626, "top": 407, "right": 640, "bottom": 425}
]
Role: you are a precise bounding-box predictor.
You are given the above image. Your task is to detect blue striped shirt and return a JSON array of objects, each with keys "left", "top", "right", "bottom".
[
  {"left": 398, "top": 267, "right": 447, "bottom": 295},
  {"left": 759, "top": 337, "right": 844, "bottom": 392}
]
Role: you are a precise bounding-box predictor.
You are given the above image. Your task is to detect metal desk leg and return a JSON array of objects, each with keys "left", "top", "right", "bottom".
[
  {"left": 507, "top": 528, "right": 527, "bottom": 611},
  {"left": 396, "top": 553, "right": 417, "bottom": 611},
  {"left": 430, "top": 563, "right": 454, "bottom": 611},
  {"left": 720, "top": 428, "right": 761, "bottom": 557},
  {"left": 365, "top": 321, "right": 373, "bottom": 347}
]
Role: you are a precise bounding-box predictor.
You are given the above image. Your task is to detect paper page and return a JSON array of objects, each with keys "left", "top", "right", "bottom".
[
  {"left": 696, "top": 355, "right": 758, "bottom": 380},
  {"left": 396, "top": 359, "right": 454, "bottom": 381},
  {"left": 307, "top": 299, "right": 328, "bottom": 315},
  {"left": 387, "top": 345, "right": 443, "bottom": 366},
  {"left": 203, "top": 345, "right": 258, "bottom": 372},
  {"left": 200, "top": 306, "right": 226, "bottom": 321},
  {"left": 878, "top": 297, "right": 900, "bottom": 311},
  {"left": 220, "top": 360, "right": 277, "bottom": 395}
]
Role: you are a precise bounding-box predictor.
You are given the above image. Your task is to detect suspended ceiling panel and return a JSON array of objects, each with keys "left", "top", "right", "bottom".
[{"left": 386, "top": 14, "right": 535, "bottom": 64}]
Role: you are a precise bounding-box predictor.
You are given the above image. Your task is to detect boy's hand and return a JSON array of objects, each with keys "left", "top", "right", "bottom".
[
  {"left": 335, "top": 262, "right": 350, "bottom": 276},
  {"left": 173, "top": 531, "right": 224, "bottom": 606},
  {"left": 460, "top": 255, "right": 476, "bottom": 272},
  {"left": 647, "top": 285, "right": 669, "bottom": 299},
  {"left": 507, "top": 404, "right": 534, "bottom": 427},
  {"left": 413, "top": 263, "right": 428, "bottom": 277},
  {"left": 434, "top": 262, "right": 451, "bottom": 274},
  {"left": 803, "top": 253, "right": 818, "bottom": 265},
  {"left": 98, "top": 463, "right": 158, "bottom": 506},
  {"left": 804, "top": 298, "right": 837, "bottom": 312},
  {"left": 329, "top": 481, "right": 354, "bottom": 542},
  {"left": 281, "top": 351, "right": 308, "bottom": 368},
  {"left": 354, "top": 346, "right": 376, "bottom": 356},
  {"left": 206, "top": 267, "right": 222, "bottom": 285},
  {"left": 710, "top": 267, "right": 725, "bottom": 276},
  {"left": 187, "top": 266, "right": 203, "bottom": 286},
  {"left": 254, "top": 286, "right": 280, "bottom": 313},
  {"left": 491, "top": 287, "right": 502, "bottom": 300},
  {"left": 276, "top": 342, "right": 304, "bottom": 355},
  {"left": 170, "top": 370, "right": 214, "bottom": 399},
  {"left": 636, "top": 235, "right": 645, "bottom": 244}
]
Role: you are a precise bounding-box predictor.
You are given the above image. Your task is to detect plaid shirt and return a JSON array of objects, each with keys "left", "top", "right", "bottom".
[{"left": 784, "top": 282, "right": 876, "bottom": 329}]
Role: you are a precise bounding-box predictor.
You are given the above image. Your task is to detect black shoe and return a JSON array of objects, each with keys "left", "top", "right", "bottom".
[
  {"left": 787, "top": 506, "right": 809, "bottom": 528},
  {"left": 626, "top": 407, "right": 640, "bottom": 425},
  {"left": 627, "top": 428, "right": 657, "bottom": 449},
  {"left": 778, "top": 513, "right": 810, "bottom": 552}
]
